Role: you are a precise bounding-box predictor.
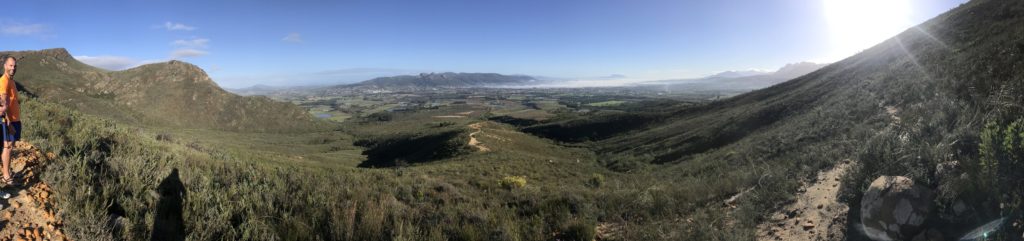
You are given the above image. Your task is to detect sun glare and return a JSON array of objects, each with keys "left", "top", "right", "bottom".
[{"left": 823, "top": 0, "right": 912, "bottom": 61}]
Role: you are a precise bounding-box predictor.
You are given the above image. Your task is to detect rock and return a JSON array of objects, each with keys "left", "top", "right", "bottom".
[
  {"left": 786, "top": 209, "right": 798, "bottom": 218},
  {"left": 39, "top": 191, "right": 48, "bottom": 200},
  {"left": 771, "top": 213, "right": 787, "bottom": 221},
  {"left": 860, "top": 176, "right": 935, "bottom": 241},
  {"left": 2, "top": 211, "right": 11, "bottom": 219},
  {"left": 802, "top": 220, "right": 816, "bottom": 229}
]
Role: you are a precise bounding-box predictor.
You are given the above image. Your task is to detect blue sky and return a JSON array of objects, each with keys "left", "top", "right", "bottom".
[{"left": 0, "top": 0, "right": 967, "bottom": 88}]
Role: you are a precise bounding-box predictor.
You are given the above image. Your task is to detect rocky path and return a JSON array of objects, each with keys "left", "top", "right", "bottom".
[
  {"left": 757, "top": 160, "right": 853, "bottom": 241},
  {"left": 0, "top": 142, "right": 70, "bottom": 241}
]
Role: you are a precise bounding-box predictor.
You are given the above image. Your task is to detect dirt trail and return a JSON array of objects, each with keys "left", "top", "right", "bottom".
[
  {"left": 757, "top": 160, "right": 852, "bottom": 241},
  {"left": 467, "top": 122, "right": 490, "bottom": 152},
  {"left": 757, "top": 105, "right": 899, "bottom": 240},
  {"left": 433, "top": 111, "right": 475, "bottom": 119},
  {"left": 0, "top": 142, "right": 71, "bottom": 241}
]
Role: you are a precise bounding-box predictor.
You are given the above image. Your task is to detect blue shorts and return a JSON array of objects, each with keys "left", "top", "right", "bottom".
[{"left": 2, "top": 121, "right": 21, "bottom": 143}]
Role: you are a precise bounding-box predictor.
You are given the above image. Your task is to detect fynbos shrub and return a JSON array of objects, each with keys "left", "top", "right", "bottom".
[{"left": 499, "top": 176, "right": 527, "bottom": 189}]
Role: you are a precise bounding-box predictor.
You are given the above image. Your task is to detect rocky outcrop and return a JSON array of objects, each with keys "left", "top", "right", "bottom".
[{"left": 860, "top": 176, "right": 934, "bottom": 241}]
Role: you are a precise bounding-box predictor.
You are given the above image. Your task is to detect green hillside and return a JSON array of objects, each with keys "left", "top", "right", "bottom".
[{"left": 3, "top": 48, "right": 325, "bottom": 132}]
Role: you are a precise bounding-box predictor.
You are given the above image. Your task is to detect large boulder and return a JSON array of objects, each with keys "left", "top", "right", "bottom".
[{"left": 860, "top": 176, "right": 935, "bottom": 240}]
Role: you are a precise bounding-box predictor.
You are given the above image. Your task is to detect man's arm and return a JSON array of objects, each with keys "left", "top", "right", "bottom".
[
  {"left": 0, "top": 77, "right": 8, "bottom": 119},
  {"left": 0, "top": 93, "right": 8, "bottom": 118},
  {"left": 0, "top": 76, "right": 7, "bottom": 117}
]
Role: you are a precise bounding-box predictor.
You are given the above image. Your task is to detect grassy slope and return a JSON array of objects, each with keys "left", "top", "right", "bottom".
[{"left": 26, "top": 95, "right": 616, "bottom": 240}]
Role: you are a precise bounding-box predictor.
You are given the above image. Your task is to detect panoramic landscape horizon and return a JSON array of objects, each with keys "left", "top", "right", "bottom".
[{"left": 0, "top": 0, "right": 1022, "bottom": 241}]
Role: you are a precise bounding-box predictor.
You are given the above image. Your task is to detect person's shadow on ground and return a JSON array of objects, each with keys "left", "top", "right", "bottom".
[{"left": 151, "top": 168, "right": 186, "bottom": 241}]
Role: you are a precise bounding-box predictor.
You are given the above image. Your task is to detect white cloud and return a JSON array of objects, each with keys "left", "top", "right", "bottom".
[
  {"left": 170, "top": 49, "right": 209, "bottom": 59},
  {"left": 1, "top": 22, "right": 49, "bottom": 36},
  {"left": 75, "top": 55, "right": 161, "bottom": 70},
  {"left": 162, "top": 22, "right": 196, "bottom": 31},
  {"left": 282, "top": 33, "right": 303, "bottom": 43},
  {"left": 171, "top": 38, "right": 210, "bottom": 48}
]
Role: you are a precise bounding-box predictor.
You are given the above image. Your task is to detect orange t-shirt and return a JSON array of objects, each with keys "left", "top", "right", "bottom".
[{"left": 0, "top": 75, "right": 19, "bottom": 122}]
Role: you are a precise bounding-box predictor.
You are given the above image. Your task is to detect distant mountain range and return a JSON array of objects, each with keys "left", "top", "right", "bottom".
[
  {"left": 229, "top": 63, "right": 826, "bottom": 97},
  {"left": 705, "top": 69, "right": 772, "bottom": 79},
  {"left": 227, "top": 72, "right": 545, "bottom": 96},
  {"left": 639, "top": 62, "right": 828, "bottom": 92},
  {"left": 343, "top": 72, "right": 541, "bottom": 88},
  {"left": 4, "top": 48, "right": 322, "bottom": 132}
]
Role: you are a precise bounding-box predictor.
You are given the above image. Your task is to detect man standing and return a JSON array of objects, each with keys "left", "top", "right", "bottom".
[{"left": 0, "top": 55, "right": 21, "bottom": 191}]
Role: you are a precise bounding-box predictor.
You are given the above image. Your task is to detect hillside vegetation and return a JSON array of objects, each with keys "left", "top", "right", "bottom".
[
  {"left": 4, "top": 48, "right": 324, "bottom": 132},
  {"left": 24, "top": 94, "right": 631, "bottom": 240}
]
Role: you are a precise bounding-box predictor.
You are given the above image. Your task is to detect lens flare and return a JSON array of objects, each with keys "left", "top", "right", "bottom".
[{"left": 823, "top": 0, "right": 912, "bottom": 61}]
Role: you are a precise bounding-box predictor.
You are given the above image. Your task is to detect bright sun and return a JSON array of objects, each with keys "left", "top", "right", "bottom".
[{"left": 823, "top": 0, "right": 912, "bottom": 61}]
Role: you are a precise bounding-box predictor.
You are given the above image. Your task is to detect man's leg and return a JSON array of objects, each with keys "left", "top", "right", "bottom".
[
  {"left": 1, "top": 141, "right": 10, "bottom": 180},
  {"left": 0, "top": 140, "right": 10, "bottom": 199}
]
